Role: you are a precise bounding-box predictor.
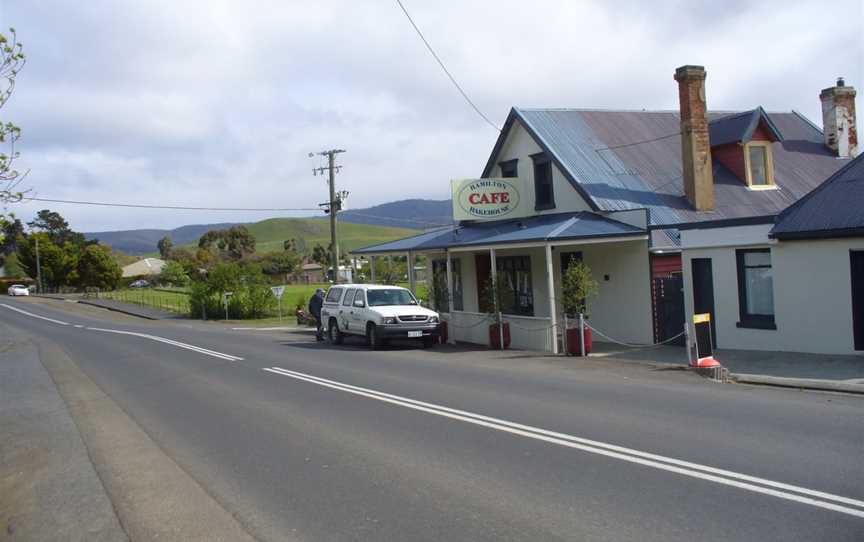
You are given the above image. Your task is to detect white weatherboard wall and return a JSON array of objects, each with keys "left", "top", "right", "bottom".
[
  {"left": 682, "top": 234, "right": 864, "bottom": 355},
  {"left": 554, "top": 240, "right": 654, "bottom": 345},
  {"left": 490, "top": 121, "right": 592, "bottom": 215}
]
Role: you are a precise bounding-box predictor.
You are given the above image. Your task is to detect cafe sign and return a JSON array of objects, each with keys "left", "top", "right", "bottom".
[{"left": 451, "top": 178, "right": 529, "bottom": 221}]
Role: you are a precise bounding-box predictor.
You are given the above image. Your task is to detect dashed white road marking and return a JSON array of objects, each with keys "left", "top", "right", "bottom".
[
  {"left": 263, "top": 366, "right": 864, "bottom": 519},
  {"left": 88, "top": 327, "right": 244, "bottom": 361},
  {"left": 0, "top": 302, "right": 243, "bottom": 362},
  {"left": 1, "top": 303, "right": 70, "bottom": 325},
  {"left": 231, "top": 326, "right": 303, "bottom": 331}
]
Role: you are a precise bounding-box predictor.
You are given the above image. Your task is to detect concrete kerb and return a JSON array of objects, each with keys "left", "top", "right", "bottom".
[
  {"left": 76, "top": 300, "right": 163, "bottom": 320},
  {"left": 730, "top": 373, "right": 864, "bottom": 395}
]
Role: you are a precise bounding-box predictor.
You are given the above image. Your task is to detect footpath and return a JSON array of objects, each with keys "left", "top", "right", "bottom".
[{"left": 590, "top": 343, "right": 864, "bottom": 395}]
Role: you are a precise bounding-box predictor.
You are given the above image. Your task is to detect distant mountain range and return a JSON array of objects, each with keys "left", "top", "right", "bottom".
[{"left": 86, "top": 198, "right": 452, "bottom": 255}]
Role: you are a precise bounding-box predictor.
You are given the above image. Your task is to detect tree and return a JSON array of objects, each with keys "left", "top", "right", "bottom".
[
  {"left": 198, "top": 225, "right": 256, "bottom": 261},
  {"left": 157, "top": 235, "right": 173, "bottom": 259},
  {"left": 0, "top": 28, "right": 26, "bottom": 207},
  {"left": 561, "top": 259, "right": 599, "bottom": 316},
  {"left": 159, "top": 260, "right": 190, "bottom": 286},
  {"left": 77, "top": 244, "right": 122, "bottom": 289},
  {"left": 257, "top": 250, "right": 301, "bottom": 279},
  {"left": 310, "top": 243, "right": 329, "bottom": 266},
  {"left": 27, "top": 209, "right": 86, "bottom": 246},
  {"left": 0, "top": 213, "right": 23, "bottom": 267},
  {"left": 16, "top": 233, "right": 79, "bottom": 289}
]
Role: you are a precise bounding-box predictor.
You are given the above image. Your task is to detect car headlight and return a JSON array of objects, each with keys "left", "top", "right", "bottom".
[
  {"left": 382, "top": 317, "right": 398, "bottom": 325},
  {"left": 429, "top": 316, "right": 439, "bottom": 324}
]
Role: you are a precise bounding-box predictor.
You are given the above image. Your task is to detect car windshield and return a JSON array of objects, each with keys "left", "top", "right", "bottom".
[{"left": 366, "top": 289, "right": 417, "bottom": 307}]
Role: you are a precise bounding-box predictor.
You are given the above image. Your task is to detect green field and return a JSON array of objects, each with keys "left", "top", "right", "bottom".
[
  {"left": 102, "top": 281, "right": 430, "bottom": 321},
  {"left": 177, "top": 217, "right": 416, "bottom": 255},
  {"left": 102, "top": 288, "right": 193, "bottom": 314}
]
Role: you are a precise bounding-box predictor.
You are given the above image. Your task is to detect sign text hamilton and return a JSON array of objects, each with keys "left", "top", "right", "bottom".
[{"left": 454, "top": 179, "right": 521, "bottom": 220}]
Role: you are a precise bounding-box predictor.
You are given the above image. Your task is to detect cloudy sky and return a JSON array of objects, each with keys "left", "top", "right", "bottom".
[{"left": 1, "top": 0, "right": 861, "bottom": 232}]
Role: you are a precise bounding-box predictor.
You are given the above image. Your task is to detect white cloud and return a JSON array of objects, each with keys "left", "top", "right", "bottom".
[{"left": 2, "top": 0, "right": 861, "bottom": 231}]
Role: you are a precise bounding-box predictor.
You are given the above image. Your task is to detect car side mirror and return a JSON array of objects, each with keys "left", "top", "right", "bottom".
[{"left": 354, "top": 299, "right": 365, "bottom": 308}]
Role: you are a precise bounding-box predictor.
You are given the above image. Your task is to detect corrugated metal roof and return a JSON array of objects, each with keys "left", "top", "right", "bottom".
[
  {"left": 708, "top": 107, "right": 783, "bottom": 146},
  {"left": 352, "top": 212, "right": 644, "bottom": 254},
  {"left": 771, "top": 153, "right": 864, "bottom": 239},
  {"left": 513, "top": 108, "right": 851, "bottom": 226}
]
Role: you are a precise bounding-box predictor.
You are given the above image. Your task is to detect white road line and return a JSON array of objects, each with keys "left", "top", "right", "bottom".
[
  {"left": 231, "top": 326, "right": 304, "bottom": 331},
  {"left": 263, "top": 366, "right": 864, "bottom": 519},
  {"left": 88, "top": 327, "right": 244, "bottom": 361},
  {"left": 1, "top": 303, "right": 70, "bottom": 325}
]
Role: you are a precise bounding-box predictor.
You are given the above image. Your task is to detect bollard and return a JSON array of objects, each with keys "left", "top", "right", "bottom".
[{"left": 579, "top": 313, "right": 586, "bottom": 357}]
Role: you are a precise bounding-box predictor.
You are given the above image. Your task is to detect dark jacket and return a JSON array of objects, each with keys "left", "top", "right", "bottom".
[{"left": 309, "top": 292, "right": 324, "bottom": 318}]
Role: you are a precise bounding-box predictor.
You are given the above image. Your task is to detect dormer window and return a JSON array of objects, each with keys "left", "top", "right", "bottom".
[
  {"left": 745, "top": 142, "right": 775, "bottom": 189},
  {"left": 499, "top": 159, "right": 518, "bottom": 178},
  {"left": 531, "top": 152, "right": 555, "bottom": 210},
  {"left": 709, "top": 107, "right": 783, "bottom": 191}
]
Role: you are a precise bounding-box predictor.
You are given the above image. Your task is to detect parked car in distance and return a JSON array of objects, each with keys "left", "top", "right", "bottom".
[
  {"left": 7, "top": 284, "right": 30, "bottom": 296},
  {"left": 129, "top": 279, "right": 149, "bottom": 288},
  {"left": 321, "top": 284, "right": 440, "bottom": 349}
]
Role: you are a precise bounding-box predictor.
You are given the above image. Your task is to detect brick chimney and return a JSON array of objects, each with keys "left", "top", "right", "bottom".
[
  {"left": 674, "top": 65, "right": 714, "bottom": 211},
  {"left": 820, "top": 77, "right": 858, "bottom": 158}
]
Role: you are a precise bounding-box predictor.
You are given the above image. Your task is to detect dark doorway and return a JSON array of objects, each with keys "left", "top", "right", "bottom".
[
  {"left": 475, "top": 254, "right": 491, "bottom": 313},
  {"left": 851, "top": 251, "right": 864, "bottom": 351},
  {"left": 691, "top": 258, "right": 717, "bottom": 348},
  {"left": 653, "top": 275, "right": 685, "bottom": 346}
]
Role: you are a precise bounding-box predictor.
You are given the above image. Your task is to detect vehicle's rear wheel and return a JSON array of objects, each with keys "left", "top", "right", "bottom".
[
  {"left": 328, "top": 319, "right": 343, "bottom": 345},
  {"left": 422, "top": 336, "right": 434, "bottom": 349},
  {"left": 367, "top": 323, "right": 383, "bottom": 350}
]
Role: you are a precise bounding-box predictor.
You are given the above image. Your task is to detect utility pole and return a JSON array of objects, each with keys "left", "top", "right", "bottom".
[
  {"left": 311, "top": 149, "right": 346, "bottom": 283},
  {"left": 35, "top": 236, "right": 43, "bottom": 294}
]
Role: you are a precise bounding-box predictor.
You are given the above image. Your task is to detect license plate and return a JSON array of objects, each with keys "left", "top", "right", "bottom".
[{"left": 407, "top": 330, "right": 423, "bottom": 338}]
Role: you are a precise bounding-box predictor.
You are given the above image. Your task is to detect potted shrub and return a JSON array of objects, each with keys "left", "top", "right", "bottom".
[
  {"left": 480, "top": 274, "right": 510, "bottom": 349},
  {"left": 561, "top": 259, "right": 599, "bottom": 356}
]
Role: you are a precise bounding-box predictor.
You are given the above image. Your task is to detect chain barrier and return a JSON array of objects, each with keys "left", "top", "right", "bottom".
[{"left": 585, "top": 322, "right": 685, "bottom": 349}]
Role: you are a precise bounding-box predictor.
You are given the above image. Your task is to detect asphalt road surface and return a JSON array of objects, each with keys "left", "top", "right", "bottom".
[{"left": 1, "top": 297, "right": 862, "bottom": 541}]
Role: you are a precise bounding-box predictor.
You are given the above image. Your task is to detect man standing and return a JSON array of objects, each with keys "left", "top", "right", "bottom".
[{"left": 309, "top": 288, "right": 325, "bottom": 341}]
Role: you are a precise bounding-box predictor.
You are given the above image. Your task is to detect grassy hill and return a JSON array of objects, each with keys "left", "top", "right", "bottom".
[{"left": 187, "top": 217, "right": 416, "bottom": 255}]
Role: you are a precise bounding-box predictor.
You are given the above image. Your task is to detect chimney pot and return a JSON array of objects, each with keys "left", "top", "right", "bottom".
[
  {"left": 674, "top": 65, "right": 714, "bottom": 211},
  {"left": 820, "top": 78, "right": 858, "bottom": 158}
]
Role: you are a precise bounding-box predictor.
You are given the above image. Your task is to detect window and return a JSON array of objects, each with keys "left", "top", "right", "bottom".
[
  {"left": 353, "top": 291, "right": 366, "bottom": 307},
  {"left": 341, "top": 289, "right": 356, "bottom": 306},
  {"left": 531, "top": 153, "right": 555, "bottom": 210},
  {"left": 744, "top": 142, "right": 775, "bottom": 189},
  {"left": 431, "top": 258, "right": 463, "bottom": 312},
  {"left": 736, "top": 249, "right": 776, "bottom": 329},
  {"left": 499, "top": 159, "right": 518, "bottom": 178},
  {"left": 497, "top": 256, "right": 534, "bottom": 316},
  {"left": 325, "top": 287, "right": 343, "bottom": 303},
  {"left": 367, "top": 289, "right": 418, "bottom": 307}
]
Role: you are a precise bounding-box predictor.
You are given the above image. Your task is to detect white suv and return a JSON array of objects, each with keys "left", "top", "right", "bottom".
[{"left": 321, "top": 284, "right": 440, "bottom": 349}]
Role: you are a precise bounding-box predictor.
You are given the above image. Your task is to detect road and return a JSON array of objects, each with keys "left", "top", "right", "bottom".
[{"left": 1, "top": 297, "right": 862, "bottom": 541}]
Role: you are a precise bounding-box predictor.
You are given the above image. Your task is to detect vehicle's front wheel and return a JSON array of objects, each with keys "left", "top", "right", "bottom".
[
  {"left": 366, "top": 322, "right": 383, "bottom": 350},
  {"left": 328, "top": 319, "right": 343, "bottom": 345}
]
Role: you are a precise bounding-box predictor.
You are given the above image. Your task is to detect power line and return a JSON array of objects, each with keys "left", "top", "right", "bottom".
[
  {"left": 594, "top": 132, "right": 680, "bottom": 151},
  {"left": 393, "top": 0, "right": 501, "bottom": 133},
  {"left": 22, "top": 197, "right": 322, "bottom": 212}
]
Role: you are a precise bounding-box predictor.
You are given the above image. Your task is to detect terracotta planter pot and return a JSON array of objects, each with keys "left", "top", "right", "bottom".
[
  {"left": 566, "top": 326, "right": 593, "bottom": 356},
  {"left": 489, "top": 322, "right": 511, "bottom": 349}
]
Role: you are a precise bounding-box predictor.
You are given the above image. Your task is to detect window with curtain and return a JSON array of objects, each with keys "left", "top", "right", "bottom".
[
  {"left": 431, "top": 259, "right": 463, "bottom": 312},
  {"left": 735, "top": 249, "right": 776, "bottom": 329},
  {"left": 748, "top": 146, "right": 768, "bottom": 185},
  {"left": 497, "top": 256, "right": 533, "bottom": 316}
]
